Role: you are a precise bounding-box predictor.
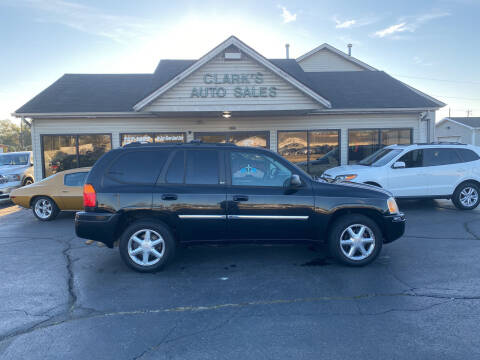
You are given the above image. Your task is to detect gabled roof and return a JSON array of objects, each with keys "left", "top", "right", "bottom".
[
  {"left": 14, "top": 36, "right": 445, "bottom": 116},
  {"left": 133, "top": 35, "right": 332, "bottom": 110},
  {"left": 296, "top": 43, "right": 377, "bottom": 71},
  {"left": 438, "top": 117, "right": 480, "bottom": 129}
]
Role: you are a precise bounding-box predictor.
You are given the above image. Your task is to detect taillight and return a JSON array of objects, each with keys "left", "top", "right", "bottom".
[{"left": 83, "top": 184, "right": 96, "bottom": 208}]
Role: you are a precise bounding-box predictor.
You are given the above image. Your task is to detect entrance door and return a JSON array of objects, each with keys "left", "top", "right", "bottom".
[{"left": 226, "top": 149, "right": 315, "bottom": 240}]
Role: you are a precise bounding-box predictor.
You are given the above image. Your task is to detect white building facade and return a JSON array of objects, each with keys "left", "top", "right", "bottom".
[{"left": 15, "top": 36, "right": 444, "bottom": 181}]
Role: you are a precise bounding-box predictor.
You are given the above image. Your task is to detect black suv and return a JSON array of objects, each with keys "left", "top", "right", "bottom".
[{"left": 75, "top": 142, "right": 405, "bottom": 272}]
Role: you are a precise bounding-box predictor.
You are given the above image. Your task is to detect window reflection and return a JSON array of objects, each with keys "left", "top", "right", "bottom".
[
  {"left": 348, "top": 129, "right": 412, "bottom": 164},
  {"left": 277, "top": 130, "right": 339, "bottom": 176},
  {"left": 42, "top": 135, "right": 112, "bottom": 177},
  {"left": 195, "top": 132, "right": 268, "bottom": 148}
]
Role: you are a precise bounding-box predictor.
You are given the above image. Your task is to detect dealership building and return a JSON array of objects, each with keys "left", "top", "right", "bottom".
[{"left": 14, "top": 36, "right": 444, "bottom": 181}]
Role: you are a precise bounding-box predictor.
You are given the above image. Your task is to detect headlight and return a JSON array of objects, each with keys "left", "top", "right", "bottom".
[
  {"left": 335, "top": 174, "right": 357, "bottom": 182},
  {"left": 6, "top": 174, "right": 21, "bottom": 182},
  {"left": 387, "top": 197, "right": 399, "bottom": 214}
]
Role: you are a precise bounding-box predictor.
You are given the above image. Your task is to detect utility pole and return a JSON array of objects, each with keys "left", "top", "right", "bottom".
[
  {"left": 466, "top": 110, "right": 472, "bottom": 118},
  {"left": 448, "top": 108, "right": 451, "bottom": 117}
]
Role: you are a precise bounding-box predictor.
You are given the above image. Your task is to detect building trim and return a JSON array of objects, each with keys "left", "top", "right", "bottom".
[
  {"left": 132, "top": 36, "right": 333, "bottom": 111},
  {"left": 296, "top": 43, "right": 377, "bottom": 71}
]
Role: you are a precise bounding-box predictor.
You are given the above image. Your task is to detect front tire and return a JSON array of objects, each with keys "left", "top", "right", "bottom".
[
  {"left": 32, "top": 196, "right": 59, "bottom": 221},
  {"left": 452, "top": 182, "right": 480, "bottom": 210},
  {"left": 328, "top": 214, "right": 383, "bottom": 266},
  {"left": 119, "top": 220, "right": 176, "bottom": 273}
]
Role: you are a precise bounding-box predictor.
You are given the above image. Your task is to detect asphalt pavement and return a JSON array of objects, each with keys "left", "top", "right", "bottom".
[{"left": 0, "top": 199, "right": 479, "bottom": 359}]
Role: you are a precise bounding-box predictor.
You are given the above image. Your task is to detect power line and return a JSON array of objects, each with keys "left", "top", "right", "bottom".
[
  {"left": 393, "top": 74, "right": 480, "bottom": 85},
  {"left": 432, "top": 94, "right": 480, "bottom": 101}
]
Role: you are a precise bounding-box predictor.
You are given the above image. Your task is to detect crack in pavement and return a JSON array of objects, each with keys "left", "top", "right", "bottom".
[
  {"left": 2, "top": 289, "right": 480, "bottom": 345},
  {"left": 464, "top": 219, "right": 480, "bottom": 240}
]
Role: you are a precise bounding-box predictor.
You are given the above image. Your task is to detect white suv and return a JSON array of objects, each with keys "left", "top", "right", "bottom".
[{"left": 322, "top": 143, "right": 480, "bottom": 210}]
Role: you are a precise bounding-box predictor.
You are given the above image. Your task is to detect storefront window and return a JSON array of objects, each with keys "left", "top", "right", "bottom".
[
  {"left": 121, "top": 133, "right": 185, "bottom": 146},
  {"left": 348, "top": 129, "right": 412, "bottom": 164},
  {"left": 194, "top": 132, "right": 269, "bottom": 148},
  {"left": 277, "top": 130, "right": 340, "bottom": 176},
  {"left": 42, "top": 134, "right": 112, "bottom": 177}
]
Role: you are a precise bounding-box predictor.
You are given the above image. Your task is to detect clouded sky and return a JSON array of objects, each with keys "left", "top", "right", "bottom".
[{"left": 1, "top": 0, "right": 478, "bottom": 121}]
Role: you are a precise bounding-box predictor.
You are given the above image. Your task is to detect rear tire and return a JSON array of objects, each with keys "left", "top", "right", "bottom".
[
  {"left": 452, "top": 182, "right": 480, "bottom": 210},
  {"left": 119, "top": 220, "right": 176, "bottom": 273},
  {"left": 328, "top": 214, "right": 383, "bottom": 266},
  {"left": 32, "top": 196, "right": 59, "bottom": 221}
]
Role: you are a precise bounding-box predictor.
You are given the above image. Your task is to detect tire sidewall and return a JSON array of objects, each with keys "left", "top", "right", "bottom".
[
  {"left": 32, "top": 196, "right": 59, "bottom": 221},
  {"left": 119, "top": 221, "right": 176, "bottom": 273},
  {"left": 328, "top": 214, "right": 383, "bottom": 266},
  {"left": 453, "top": 182, "right": 480, "bottom": 210}
]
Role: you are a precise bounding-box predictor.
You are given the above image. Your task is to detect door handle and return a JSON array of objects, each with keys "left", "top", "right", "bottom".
[
  {"left": 233, "top": 195, "right": 249, "bottom": 202},
  {"left": 161, "top": 194, "right": 178, "bottom": 201}
]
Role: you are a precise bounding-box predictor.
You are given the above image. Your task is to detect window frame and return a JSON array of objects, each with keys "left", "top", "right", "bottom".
[
  {"left": 157, "top": 149, "right": 225, "bottom": 187},
  {"left": 63, "top": 171, "right": 89, "bottom": 187},
  {"left": 41, "top": 133, "right": 112, "bottom": 179},
  {"left": 347, "top": 128, "right": 413, "bottom": 164},
  {"left": 119, "top": 132, "right": 186, "bottom": 146},
  {"left": 226, "top": 148, "right": 306, "bottom": 189},
  {"left": 276, "top": 129, "right": 341, "bottom": 173}
]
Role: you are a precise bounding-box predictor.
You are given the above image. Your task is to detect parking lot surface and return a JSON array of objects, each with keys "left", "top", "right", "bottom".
[{"left": 0, "top": 199, "right": 479, "bottom": 359}]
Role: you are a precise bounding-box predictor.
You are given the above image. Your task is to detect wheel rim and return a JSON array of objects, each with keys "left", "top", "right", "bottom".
[
  {"left": 127, "top": 229, "right": 165, "bottom": 266},
  {"left": 339, "top": 224, "right": 375, "bottom": 261},
  {"left": 34, "top": 199, "right": 52, "bottom": 219},
  {"left": 460, "top": 187, "right": 479, "bottom": 207}
]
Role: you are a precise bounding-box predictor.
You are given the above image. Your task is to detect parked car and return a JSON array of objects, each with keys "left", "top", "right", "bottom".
[
  {"left": 322, "top": 143, "right": 480, "bottom": 210},
  {"left": 0, "top": 151, "right": 34, "bottom": 200},
  {"left": 75, "top": 142, "right": 405, "bottom": 272},
  {"left": 10, "top": 167, "right": 90, "bottom": 220}
]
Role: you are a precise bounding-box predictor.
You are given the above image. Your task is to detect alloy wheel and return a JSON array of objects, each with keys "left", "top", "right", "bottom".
[
  {"left": 127, "top": 229, "right": 165, "bottom": 266},
  {"left": 460, "top": 187, "right": 479, "bottom": 207},
  {"left": 34, "top": 199, "right": 53, "bottom": 219},
  {"left": 339, "top": 224, "right": 376, "bottom": 261}
]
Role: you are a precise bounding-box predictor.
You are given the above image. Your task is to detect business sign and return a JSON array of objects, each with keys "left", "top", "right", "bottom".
[{"left": 191, "top": 72, "right": 277, "bottom": 98}]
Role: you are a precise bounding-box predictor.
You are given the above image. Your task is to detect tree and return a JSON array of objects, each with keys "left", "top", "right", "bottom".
[{"left": 0, "top": 119, "right": 31, "bottom": 152}]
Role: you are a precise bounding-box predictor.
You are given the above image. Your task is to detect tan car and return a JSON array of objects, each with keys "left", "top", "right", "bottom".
[{"left": 10, "top": 167, "right": 90, "bottom": 221}]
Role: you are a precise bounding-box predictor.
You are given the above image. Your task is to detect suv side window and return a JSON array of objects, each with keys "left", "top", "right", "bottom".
[
  {"left": 397, "top": 150, "right": 423, "bottom": 168},
  {"left": 166, "top": 150, "right": 185, "bottom": 184},
  {"left": 106, "top": 150, "right": 168, "bottom": 184},
  {"left": 457, "top": 149, "right": 480, "bottom": 163},
  {"left": 64, "top": 172, "right": 88, "bottom": 187},
  {"left": 423, "top": 148, "right": 462, "bottom": 166},
  {"left": 230, "top": 151, "right": 291, "bottom": 187},
  {"left": 185, "top": 150, "right": 219, "bottom": 185}
]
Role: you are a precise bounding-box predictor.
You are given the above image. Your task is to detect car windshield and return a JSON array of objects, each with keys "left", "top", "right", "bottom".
[
  {"left": 358, "top": 148, "right": 403, "bottom": 167},
  {"left": 0, "top": 153, "right": 29, "bottom": 166}
]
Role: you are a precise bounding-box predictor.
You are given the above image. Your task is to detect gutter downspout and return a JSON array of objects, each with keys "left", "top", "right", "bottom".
[{"left": 420, "top": 112, "right": 430, "bottom": 142}]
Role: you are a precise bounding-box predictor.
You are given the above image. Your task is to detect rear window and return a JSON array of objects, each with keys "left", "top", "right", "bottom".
[
  {"left": 106, "top": 150, "right": 168, "bottom": 184},
  {"left": 64, "top": 172, "right": 88, "bottom": 187},
  {"left": 423, "top": 148, "right": 462, "bottom": 166},
  {"left": 457, "top": 149, "right": 480, "bottom": 162}
]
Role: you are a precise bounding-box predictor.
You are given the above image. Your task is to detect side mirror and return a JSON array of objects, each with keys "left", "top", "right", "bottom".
[
  {"left": 392, "top": 161, "right": 405, "bottom": 169},
  {"left": 289, "top": 174, "right": 302, "bottom": 187}
]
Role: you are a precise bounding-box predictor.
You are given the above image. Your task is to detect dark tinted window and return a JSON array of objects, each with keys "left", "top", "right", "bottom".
[
  {"left": 185, "top": 150, "right": 219, "bottom": 185},
  {"left": 457, "top": 149, "right": 480, "bottom": 162},
  {"left": 166, "top": 151, "right": 184, "bottom": 184},
  {"left": 64, "top": 172, "right": 88, "bottom": 187},
  {"left": 107, "top": 150, "right": 168, "bottom": 184},
  {"left": 398, "top": 150, "right": 423, "bottom": 168},
  {"left": 424, "top": 149, "right": 462, "bottom": 166}
]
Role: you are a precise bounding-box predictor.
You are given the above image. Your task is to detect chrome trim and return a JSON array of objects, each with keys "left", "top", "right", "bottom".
[
  {"left": 178, "top": 215, "right": 226, "bottom": 219},
  {"left": 227, "top": 215, "right": 309, "bottom": 220}
]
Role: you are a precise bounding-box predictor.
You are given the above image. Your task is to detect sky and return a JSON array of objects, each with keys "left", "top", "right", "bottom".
[{"left": 0, "top": 0, "right": 478, "bottom": 122}]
